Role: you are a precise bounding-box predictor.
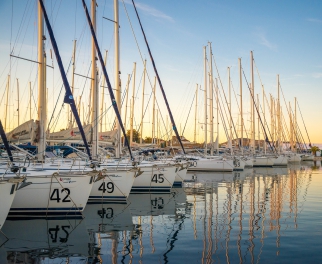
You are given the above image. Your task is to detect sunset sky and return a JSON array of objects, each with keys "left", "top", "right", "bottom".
[{"left": 0, "top": 0, "right": 321, "bottom": 145}]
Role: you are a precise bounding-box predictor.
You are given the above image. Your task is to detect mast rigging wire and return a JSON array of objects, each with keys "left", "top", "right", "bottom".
[
  {"left": 81, "top": 0, "right": 134, "bottom": 160},
  {"left": 181, "top": 93, "right": 196, "bottom": 137},
  {"left": 130, "top": 0, "right": 186, "bottom": 154},
  {"left": 279, "top": 84, "right": 301, "bottom": 149},
  {"left": 297, "top": 100, "right": 312, "bottom": 147},
  {"left": 211, "top": 54, "right": 241, "bottom": 149},
  {"left": 242, "top": 69, "right": 276, "bottom": 152},
  {"left": 39, "top": 0, "right": 92, "bottom": 160},
  {"left": 121, "top": 0, "right": 173, "bottom": 145}
]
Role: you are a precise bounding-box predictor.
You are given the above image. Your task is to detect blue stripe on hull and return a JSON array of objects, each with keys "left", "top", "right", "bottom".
[
  {"left": 173, "top": 181, "right": 183, "bottom": 187},
  {"left": 10, "top": 207, "right": 83, "bottom": 211},
  {"left": 89, "top": 196, "right": 126, "bottom": 200},
  {"left": 7, "top": 215, "right": 83, "bottom": 220},
  {"left": 88, "top": 196, "right": 127, "bottom": 204},
  {"left": 87, "top": 200, "right": 127, "bottom": 205},
  {"left": 130, "top": 187, "right": 171, "bottom": 194},
  {"left": 7, "top": 209, "right": 83, "bottom": 220}
]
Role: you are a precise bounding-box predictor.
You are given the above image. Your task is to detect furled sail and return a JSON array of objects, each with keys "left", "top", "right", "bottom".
[
  {"left": 47, "top": 124, "right": 92, "bottom": 144},
  {"left": 98, "top": 129, "right": 118, "bottom": 145},
  {"left": 2, "top": 120, "right": 38, "bottom": 144}
]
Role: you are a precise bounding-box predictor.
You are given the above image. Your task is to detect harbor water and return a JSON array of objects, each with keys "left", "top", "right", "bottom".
[{"left": 0, "top": 161, "right": 321, "bottom": 263}]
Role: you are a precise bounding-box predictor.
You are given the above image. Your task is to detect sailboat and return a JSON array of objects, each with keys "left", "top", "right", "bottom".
[
  {"left": 6, "top": 0, "right": 137, "bottom": 205},
  {"left": 79, "top": 0, "right": 178, "bottom": 194},
  {"left": 0, "top": 0, "right": 105, "bottom": 218},
  {"left": 180, "top": 45, "right": 245, "bottom": 172}
]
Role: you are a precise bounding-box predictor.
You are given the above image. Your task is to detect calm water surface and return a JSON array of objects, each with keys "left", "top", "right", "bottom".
[{"left": 1, "top": 161, "right": 321, "bottom": 263}]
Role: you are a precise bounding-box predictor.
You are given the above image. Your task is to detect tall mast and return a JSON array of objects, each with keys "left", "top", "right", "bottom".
[
  {"left": 69, "top": 39, "right": 76, "bottom": 129},
  {"left": 114, "top": 0, "right": 121, "bottom": 158},
  {"left": 140, "top": 59, "right": 146, "bottom": 144},
  {"left": 270, "top": 94, "right": 274, "bottom": 144},
  {"left": 129, "top": 62, "right": 136, "bottom": 146},
  {"left": 215, "top": 79, "right": 219, "bottom": 153},
  {"left": 90, "top": 0, "right": 98, "bottom": 158},
  {"left": 194, "top": 83, "right": 198, "bottom": 143},
  {"left": 262, "top": 86, "right": 267, "bottom": 154},
  {"left": 29, "top": 81, "right": 32, "bottom": 120},
  {"left": 100, "top": 50, "right": 108, "bottom": 132},
  {"left": 203, "top": 46, "right": 207, "bottom": 155},
  {"left": 4, "top": 75, "right": 10, "bottom": 131},
  {"left": 250, "top": 51, "right": 255, "bottom": 154},
  {"left": 152, "top": 77, "right": 156, "bottom": 144},
  {"left": 44, "top": 57, "right": 47, "bottom": 134},
  {"left": 228, "top": 66, "right": 232, "bottom": 155},
  {"left": 16, "top": 78, "right": 20, "bottom": 126},
  {"left": 289, "top": 102, "right": 293, "bottom": 151},
  {"left": 37, "top": 0, "right": 46, "bottom": 161},
  {"left": 156, "top": 110, "right": 159, "bottom": 145},
  {"left": 294, "top": 97, "right": 297, "bottom": 151},
  {"left": 239, "top": 58, "right": 243, "bottom": 153},
  {"left": 274, "top": 98, "right": 277, "bottom": 144},
  {"left": 208, "top": 43, "right": 214, "bottom": 155},
  {"left": 87, "top": 86, "right": 91, "bottom": 125},
  {"left": 105, "top": 102, "right": 107, "bottom": 131},
  {"left": 123, "top": 74, "right": 130, "bottom": 138},
  {"left": 277, "top": 74, "right": 281, "bottom": 154},
  {"left": 166, "top": 115, "right": 169, "bottom": 143},
  {"left": 257, "top": 94, "right": 260, "bottom": 150}
]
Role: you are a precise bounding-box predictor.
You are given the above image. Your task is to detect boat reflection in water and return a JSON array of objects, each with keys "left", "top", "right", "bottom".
[
  {"left": 0, "top": 217, "right": 88, "bottom": 263},
  {"left": 184, "top": 166, "right": 315, "bottom": 263},
  {"left": 185, "top": 168, "right": 253, "bottom": 186},
  {"left": 84, "top": 202, "right": 135, "bottom": 264},
  {"left": 253, "top": 166, "right": 289, "bottom": 176},
  {"left": 0, "top": 165, "right": 320, "bottom": 263},
  {"left": 86, "top": 188, "right": 187, "bottom": 263}
]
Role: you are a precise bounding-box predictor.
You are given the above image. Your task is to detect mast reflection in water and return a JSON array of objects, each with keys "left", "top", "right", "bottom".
[{"left": 1, "top": 162, "right": 321, "bottom": 263}]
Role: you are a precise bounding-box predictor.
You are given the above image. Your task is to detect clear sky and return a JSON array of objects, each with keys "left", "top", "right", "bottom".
[{"left": 0, "top": 0, "right": 321, "bottom": 145}]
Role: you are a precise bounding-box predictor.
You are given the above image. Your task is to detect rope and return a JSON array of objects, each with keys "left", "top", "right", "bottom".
[
  {"left": 121, "top": 0, "right": 174, "bottom": 148},
  {"left": 47, "top": 59, "right": 72, "bottom": 130},
  {"left": 181, "top": 93, "right": 196, "bottom": 137},
  {"left": 279, "top": 84, "right": 300, "bottom": 149},
  {"left": 130, "top": 0, "right": 186, "bottom": 154},
  {"left": 253, "top": 59, "right": 278, "bottom": 145},
  {"left": 212, "top": 55, "right": 240, "bottom": 149},
  {"left": 297, "top": 100, "right": 312, "bottom": 147},
  {"left": 52, "top": 172, "right": 85, "bottom": 218},
  {"left": 242, "top": 69, "right": 276, "bottom": 152}
]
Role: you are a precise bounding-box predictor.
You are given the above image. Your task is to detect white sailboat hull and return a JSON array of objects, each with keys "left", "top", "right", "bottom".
[
  {"left": 244, "top": 158, "right": 254, "bottom": 167},
  {"left": 253, "top": 157, "right": 274, "bottom": 167},
  {"left": 187, "top": 158, "right": 234, "bottom": 172},
  {"left": 271, "top": 155, "right": 288, "bottom": 166},
  {"left": 301, "top": 154, "right": 314, "bottom": 161},
  {"left": 131, "top": 165, "right": 176, "bottom": 193},
  {"left": 232, "top": 159, "right": 246, "bottom": 171},
  {"left": 89, "top": 169, "right": 136, "bottom": 203},
  {"left": 0, "top": 180, "right": 18, "bottom": 229},
  {"left": 288, "top": 154, "right": 302, "bottom": 163},
  {"left": 6, "top": 170, "right": 94, "bottom": 218},
  {"left": 174, "top": 167, "right": 188, "bottom": 186}
]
